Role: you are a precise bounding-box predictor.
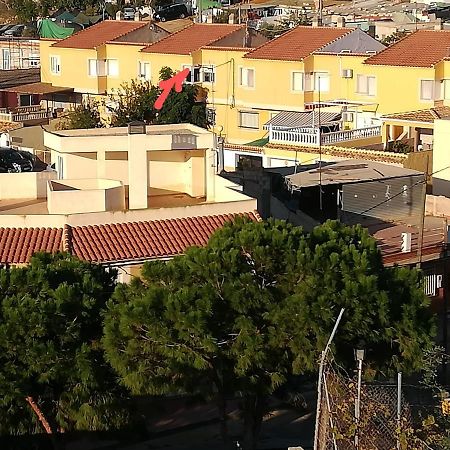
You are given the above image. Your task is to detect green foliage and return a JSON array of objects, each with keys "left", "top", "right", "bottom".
[
  {"left": 103, "top": 218, "right": 435, "bottom": 449},
  {"left": 109, "top": 67, "right": 210, "bottom": 129},
  {"left": 0, "top": 252, "right": 131, "bottom": 435},
  {"left": 59, "top": 100, "right": 103, "bottom": 130},
  {"left": 110, "top": 79, "right": 158, "bottom": 127},
  {"left": 381, "top": 30, "right": 409, "bottom": 47},
  {"left": 259, "top": 12, "right": 310, "bottom": 39}
]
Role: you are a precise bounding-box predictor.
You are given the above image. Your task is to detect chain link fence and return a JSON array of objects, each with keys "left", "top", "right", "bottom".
[{"left": 314, "top": 354, "right": 435, "bottom": 450}]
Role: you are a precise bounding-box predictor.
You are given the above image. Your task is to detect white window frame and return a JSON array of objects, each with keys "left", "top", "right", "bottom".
[
  {"left": 356, "top": 74, "right": 376, "bottom": 96},
  {"left": 314, "top": 72, "right": 330, "bottom": 92},
  {"left": 50, "top": 55, "right": 60, "bottom": 75},
  {"left": 138, "top": 61, "right": 151, "bottom": 81},
  {"left": 106, "top": 59, "right": 119, "bottom": 77},
  {"left": 202, "top": 65, "right": 215, "bottom": 83},
  {"left": 291, "top": 71, "right": 304, "bottom": 92},
  {"left": 88, "top": 58, "right": 97, "bottom": 77},
  {"left": 444, "top": 79, "right": 450, "bottom": 100},
  {"left": 420, "top": 79, "right": 434, "bottom": 101},
  {"left": 2, "top": 48, "right": 10, "bottom": 70},
  {"left": 239, "top": 67, "right": 255, "bottom": 88},
  {"left": 239, "top": 110, "right": 259, "bottom": 129}
]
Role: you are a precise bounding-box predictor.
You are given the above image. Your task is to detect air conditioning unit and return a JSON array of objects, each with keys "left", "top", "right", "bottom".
[
  {"left": 341, "top": 68, "right": 353, "bottom": 78},
  {"left": 401, "top": 232, "right": 412, "bottom": 253},
  {"left": 342, "top": 111, "right": 354, "bottom": 122}
]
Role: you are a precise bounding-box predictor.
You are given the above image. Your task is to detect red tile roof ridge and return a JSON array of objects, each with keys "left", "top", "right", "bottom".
[
  {"left": 312, "top": 27, "right": 354, "bottom": 53},
  {"left": 244, "top": 26, "right": 350, "bottom": 61},
  {"left": 141, "top": 23, "right": 243, "bottom": 54},
  {"left": 364, "top": 29, "right": 450, "bottom": 67},
  {"left": 203, "top": 46, "right": 252, "bottom": 51},
  {"left": 52, "top": 20, "right": 148, "bottom": 49}
]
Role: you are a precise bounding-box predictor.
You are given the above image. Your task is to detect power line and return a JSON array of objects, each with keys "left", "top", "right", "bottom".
[{"left": 358, "top": 163, "right": 450, "bottom": 216}]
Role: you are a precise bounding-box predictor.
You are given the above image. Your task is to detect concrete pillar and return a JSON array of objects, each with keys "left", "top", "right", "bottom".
[
  {"left": 134, "top": 11, "right": 141, "bottom": 21},
  {"left": 127, "top": 134, "right": 148, "bottom": 210},
  {"left": 228, "top": 13, "right": 235, "bottom": 24},
  {"left": 413, "top": 127, "right": 420, "bottom": 152},
  {"left": 97, "top": 149, "right": 106, "bottom": 179},
  {"left": 115, "top": 11, "right": 123, "bottom": 20},
  {"left": 336, "top": 16, "right": 345, "bottom": 27},
  {"left": 389, "top": 124, "right": 394, "bottom": 141},
  {"left": 206, "top": 146, "right": 215, "bottom": 202}
]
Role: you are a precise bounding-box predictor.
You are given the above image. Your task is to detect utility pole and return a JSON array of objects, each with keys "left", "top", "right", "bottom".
[
  {"left": 396, "top": 372, "right": 402, "bottom": 450},
  {"left": 354, "top": 349, "right": 364, "bottom": 450},
  {"left": 313, "top": 308, "right": 345, "bottom": 450},
  {"left": 416, "top": 156, "right": 428, "bottom": 269}
]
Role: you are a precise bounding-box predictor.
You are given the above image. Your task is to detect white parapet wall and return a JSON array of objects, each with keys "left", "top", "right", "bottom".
[{"left": 0, "top": 170, "right": 57, "bottom": 200}]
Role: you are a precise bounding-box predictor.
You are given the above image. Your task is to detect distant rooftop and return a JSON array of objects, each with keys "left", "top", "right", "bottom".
[{"left": 285, "top": 159, "right": 421, "bottom": 189}]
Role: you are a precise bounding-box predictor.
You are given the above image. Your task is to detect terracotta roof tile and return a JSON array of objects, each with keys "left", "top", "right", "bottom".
[
  {"left": 52, "top": 20, "right": 148, "bottom": 49},
  {"left": 382, "top": 106, "right": 450, "bottom": 123},
  {"left": 0, "top": 227, "right": 63, "bottom": 264},
  {"left": 70, "top": 212, "right": 260, "bottom": 263},
  {"left": 364, "top": 30, "right": 450, "bottom": 67},
  {"left": 141, "top": 23, "right": 244, "bottom": 55},
  {"left": 244, "top": 26, "right": 350, "bottom": 61}
]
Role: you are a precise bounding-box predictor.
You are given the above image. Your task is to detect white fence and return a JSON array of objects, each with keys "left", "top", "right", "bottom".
[{"left": 269, "top": 125, "right": 381, "bottom": 147}]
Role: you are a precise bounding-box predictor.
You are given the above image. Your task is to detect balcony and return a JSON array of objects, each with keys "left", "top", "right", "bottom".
[
  {"left": 0, "top": 105, "right": 52, "bottom": 124},
  {"left": 268, "top": 125, "right": 382, "bottom": 147}
]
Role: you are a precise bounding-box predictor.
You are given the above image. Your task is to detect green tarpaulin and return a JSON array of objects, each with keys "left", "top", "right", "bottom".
[{"left": 38, "top": 19, "right": 74, "bottom": 39}]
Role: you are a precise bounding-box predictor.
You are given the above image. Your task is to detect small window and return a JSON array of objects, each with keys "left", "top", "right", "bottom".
[
  {"left": 444, "top": 79, "right": 450, "bottom": 100},
  {"left": 107, "top": 59, "right": 119, "bottom": 77},
  {"left": 50, "top": 55, "right": 60, "bottom": 74},
  {"left": 19, "top": 94, "right": 32, "bottom": 107},
  {"left": 239, "top": 68, "right": 255, "bottom": 88},
  {"left": 239, "top": 111, "right": 259, "bottom": 129},
  {"left": 183, "top": 65, "right": 192, "bottom": 82},
  {"left": 314, "top": 72, "right": 329, "bottom": 92},
  {"left": 29, "top": 53, "right": 39, "bottom": 67},
  {"left": 88, "top": 59, "right": 97, "bottom": 76},
  {"left": 356, "top": 74, "right": 376, "bottom": 96},
  {"left": 420, "top": 80, "right": 434, "bottom": 101},
  {"left": 202, "top": 66, "right": 215, "bottom": 83},
  {"left": 292, "top": 71, "right": 304, "bottom": 92},
  {"left": 138, "top": 61, "right": 150, "bottom": 81},
  {"left": 2, "top": 49, "right": 10, "bottom": 70}
]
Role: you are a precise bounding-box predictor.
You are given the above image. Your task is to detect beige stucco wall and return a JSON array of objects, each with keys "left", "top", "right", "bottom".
[
  {"left": 432, "top": 118, "right": 450, "bottom": 196},
  {"left": 0, "top": 171, "right": 57, "bottom": 200}
]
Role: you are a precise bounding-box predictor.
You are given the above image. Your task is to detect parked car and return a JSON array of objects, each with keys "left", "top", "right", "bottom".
[
  {"left": 154, "top": 3, "right": 188, "bottom": 21},
  {"left": 0, "top": 24, "right": 14, "bottom": 35},
  {"left": 123, "top": 7, "right": 136, "bottom": 20},
  {"left": 0, "top": 148, "right": 33, "bottom": 172},
  {"left": 4, "top": 24, "right": 25, "bottom": 37}
]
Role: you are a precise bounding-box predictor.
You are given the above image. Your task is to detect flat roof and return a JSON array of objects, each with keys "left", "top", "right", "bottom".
[
  {"left": 285, "top": 159, "right": 422, "bottom": 189},
  {"left": 2, "top": 82, "right": 74, "bottom": 95},
  {"left": 45, "top": 123, "right": 209, "bottom": 137}
]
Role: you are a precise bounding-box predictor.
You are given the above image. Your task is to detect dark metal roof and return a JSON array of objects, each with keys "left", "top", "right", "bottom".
[
  {"left": 285, "top": 159, "right": 422, "bottom": 189},
  {"left": 264, "top": 111, "right": 341, "bottom": 130},
  {"left": 0, "top": 68, "right": 40, "bottom": 90}
]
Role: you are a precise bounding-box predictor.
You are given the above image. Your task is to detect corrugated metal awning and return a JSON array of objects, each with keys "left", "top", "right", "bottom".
[{"left": 264, "top": 111, "right": 341, "bottom": 130}]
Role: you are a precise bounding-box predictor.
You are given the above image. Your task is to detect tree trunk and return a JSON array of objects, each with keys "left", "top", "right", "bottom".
[
  {"left": 217, "top": 390, "right": 229, "bottom": 444},
  {"left": 242, "top": 394, "right": 265, "bottom": 450},
  {"left": 25, "top": 396, "right": 53, "bottom": 434}
]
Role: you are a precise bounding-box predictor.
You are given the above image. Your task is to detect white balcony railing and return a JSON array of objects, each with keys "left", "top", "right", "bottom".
[
  {"left": 269, "top": 125, "right": 382, "bottom": 147},
  {"left": 0, "top": 108, "right": 51, "bottom": 123}
]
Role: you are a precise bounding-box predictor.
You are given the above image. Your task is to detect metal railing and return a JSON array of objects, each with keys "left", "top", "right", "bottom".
[{"left": 269, "top": 125, "right": 381, "bottom": 146}]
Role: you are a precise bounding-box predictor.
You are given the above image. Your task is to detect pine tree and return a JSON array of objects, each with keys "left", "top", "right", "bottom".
[{"left": 103, "top": 218, "right": 435, "bottom": 450}]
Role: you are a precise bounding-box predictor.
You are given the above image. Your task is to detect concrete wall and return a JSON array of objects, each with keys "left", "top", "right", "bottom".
[
  {"left": 432, "top": 118, "right": 450, "bottom": 196},
  {"left": 0, "top": 171, "right": 57, "bottom": 200},
  {"left": 47, "top": 178, "right": 125, "bottom": 214}
]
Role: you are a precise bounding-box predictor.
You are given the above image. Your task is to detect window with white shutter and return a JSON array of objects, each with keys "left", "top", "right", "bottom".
[
  {"left": 107, "top": 59, "right": 119, "bottom": 77},
  {"left": 356, "top": 74, "right": 376, "bottom": 96},
  {"left": 88, "top": 59, "right": 97, "bottom": 76},
  {"left": 292, "top": 72, "right": 304, "bottom": 92},
  {"left": 239, "top": 111, "right": 259, "bottom": 129},
  {"left": 138, "top": 61, "right": 150, "bottom": 81},
  {"left": 420, "top": 80, "right": 434, "bottom": 101},
  {"left": 367, "top": 76, "right": 376, "bottom": 96},
  {"left": 304, "top": 73, "right": 314, "bottom": 91},
  {"left": 314, "top": 72, "right": 329, "bottom": 92},
  {"left": 50, "top": 55, "right": 60, "bottom": 74},
  {"left": 239, "top": 68, "right": 255, "bottom": 88}
]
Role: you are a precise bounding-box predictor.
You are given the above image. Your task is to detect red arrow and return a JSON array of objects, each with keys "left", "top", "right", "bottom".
[{"left": 154, "top": 68, "right": 190, "bottom": 110}]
